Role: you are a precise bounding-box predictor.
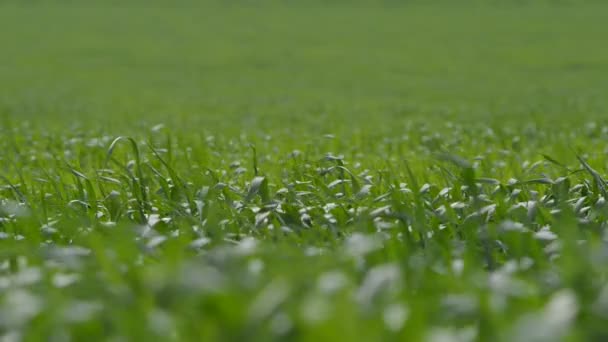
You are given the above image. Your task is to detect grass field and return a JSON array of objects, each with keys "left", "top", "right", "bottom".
[{"left": 2, "top": 1, "right": 608, "bottom": 341}]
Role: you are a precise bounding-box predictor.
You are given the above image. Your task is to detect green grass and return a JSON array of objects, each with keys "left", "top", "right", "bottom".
[{"left": 1, "top": 1, "right": 608, "bottom": 341}]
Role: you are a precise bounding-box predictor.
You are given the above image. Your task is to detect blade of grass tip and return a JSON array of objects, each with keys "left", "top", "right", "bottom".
[
  {"left": 39, "top": 189, "right": 49, "bottom": 224},
  {"left": 435, "top": 152, "right": 472, "bottom": 170},
  {"left": 147, "top": 141, "right": 180, "bottom": 184},
  {"left": 7, "top": 157, "right": 29, "bottom": 199},
  {"left": 106, "top": 137, "right": 143, "bottom": 178},
  {"left": 404, "top": 160, "right": 426, "bottom": 247},
  {"left": 147, "top": 141, "right": 196, "bottom": 214},
  {"left": 542, "top": 154, "right": 571, "bottom": 172},
  {"left": 321, "top": 155, "right": 347, "bottom": 195},
  {"left": 250, "top": 144, "right": 258, "bottom": 177},
  {"left": 335, "top": 165, "right": 360, "bottom": 196},
  {"left": 106, "top": 137, "right": 148, "bottom": 222},
  {"left": 516, "top": 178, "right": 554, "bottom": 186},
  {"left": 475, "top": 178, "right": 501, "bottom": 185},
  {"left": 145, "top": 162, "right": 171, "bottom": 195},
  {"left": 166, "top": 132, "right": 173, "bottom": 165},
  {"left": 567, "top": 169, "right": 586, "bottom": 177},
  {"left": 205, "top": 168, "right": 219, "bottom": 183},
  {"left": 106, "top": 137, "right": 144, "bottom": 183},
  {"left": 576, "top": 154, "right": 608, "bottom": 198},
  {"left": 69, "top": 171, "right": 85, "bottom": 201},
  {"left": 108, "top": 158, "right": 146, "bottom": 223},
  {"left": 0, "top": 174, "right": 26, "bottom": 203},
  {"left": 436, "top": 164, "right": 457, "bottom": 183},
  {"left": 338, "top": 161, "right": 347, "bottom": 195},
  {"left": 246, "top": 176, "right": 270, "bottom": 203},
  {"left": 436, "top": 152, "right": 477, "bottom": 199},
  {"left": 36, "top": 162, "right": 65, "bottom": 201},
  {"left": 67, "top": 165, "right": 98, "bottom": 216}
]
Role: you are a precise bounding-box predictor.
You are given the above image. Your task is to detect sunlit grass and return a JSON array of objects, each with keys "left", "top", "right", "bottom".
[{"left": 1, "top": 1, "right": 608, "bottom": 341}]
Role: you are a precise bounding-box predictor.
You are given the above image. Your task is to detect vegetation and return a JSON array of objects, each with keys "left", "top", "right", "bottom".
[{"left": 1, "top": 1, "right": 608, "bottom": 341}]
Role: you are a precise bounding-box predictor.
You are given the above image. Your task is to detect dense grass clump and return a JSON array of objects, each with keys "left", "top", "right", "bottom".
[{"left": 2, "top": 1, "right": 608, "bottom": 341}]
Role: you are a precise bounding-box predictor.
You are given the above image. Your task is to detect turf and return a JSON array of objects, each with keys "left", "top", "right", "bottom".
[{"left": 1, "top": 1, "right": 608, "bottom": 341}]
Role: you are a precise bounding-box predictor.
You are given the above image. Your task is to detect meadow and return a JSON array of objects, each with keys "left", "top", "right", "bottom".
[{"left": 1, "top": 1, "right": 608, "bottom": 341}]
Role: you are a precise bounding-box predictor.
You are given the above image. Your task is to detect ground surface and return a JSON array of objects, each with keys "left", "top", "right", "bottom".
[{"left": 1, "top": 1, "right": 608, "bottom": 341}]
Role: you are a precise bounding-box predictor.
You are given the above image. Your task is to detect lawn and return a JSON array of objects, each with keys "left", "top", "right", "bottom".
[{"left": 1, "top": 1, "right": 608, "bottom": 341}]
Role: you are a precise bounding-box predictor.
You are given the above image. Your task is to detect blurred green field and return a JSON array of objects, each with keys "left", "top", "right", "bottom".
[
  {"left": 2, "top": 1, "right": 608, "bottom": 341},
  {"left": 2, "top": 2, "right": 607, "bottom": 130}
]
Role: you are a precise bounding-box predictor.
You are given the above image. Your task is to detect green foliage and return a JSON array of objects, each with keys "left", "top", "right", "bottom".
[{"left": 1, "top": 1, "right": 608, "bottom": 341}]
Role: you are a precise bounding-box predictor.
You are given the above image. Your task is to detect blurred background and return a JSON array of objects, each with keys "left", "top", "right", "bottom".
[{"left": 1, "top": 1, "right": 607, "bottom": 133}]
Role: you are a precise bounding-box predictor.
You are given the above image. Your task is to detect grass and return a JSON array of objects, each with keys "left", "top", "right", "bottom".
[{"left": 1, "top": 1, "right": 608, "bottom": 341}]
